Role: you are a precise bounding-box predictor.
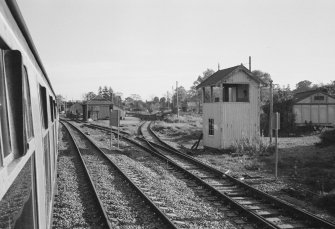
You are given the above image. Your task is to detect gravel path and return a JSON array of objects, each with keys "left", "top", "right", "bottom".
[
  {"left": 67, "top": 123, "right": 168, "bottom": 229},
  {"left": 53, "top": 124, "right": 107, "bottom": 228}
]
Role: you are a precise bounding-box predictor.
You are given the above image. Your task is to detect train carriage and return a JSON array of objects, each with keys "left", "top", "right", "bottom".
[{"left": 0, "top": 1, "right": 58, "bottom": 229}]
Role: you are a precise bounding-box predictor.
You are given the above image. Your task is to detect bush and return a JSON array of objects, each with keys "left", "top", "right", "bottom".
[
  {"left": 229, "top": 137, "right": 274, "bottom": 156},
  {"left": 319, "top": 129, "right": 335, "bottom": 146}
]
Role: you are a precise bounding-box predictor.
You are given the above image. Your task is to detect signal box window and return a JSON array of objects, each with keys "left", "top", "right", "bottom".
[
  {"left": 209, "top": 118, "right": 214, "bottom": 136},
  {"left": 222, "top": 84, "right": 249, "bottom": 102}
]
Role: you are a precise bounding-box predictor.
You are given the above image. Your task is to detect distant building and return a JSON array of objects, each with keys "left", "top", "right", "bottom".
[
  {"left": 69, "top": 102, "right": 83, "bottom": 116},
  {"left": 293, "top": 88, "right": 335, "bottom": 127},
  {"left": 196, "top": 64, "right": 264, "bottom": 149},
  {"left": 85, "top": 95, "right": 125, "bottom": 120}
]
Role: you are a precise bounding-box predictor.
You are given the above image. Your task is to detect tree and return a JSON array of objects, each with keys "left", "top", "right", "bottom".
[
  {"left": 173, "top": 86, "right": 187, "bottom": 112},
  {"left": 153, "top": 96, "right": 159, "bottom": 104},
  {"left": 261, "top": 85, "right": 295, "bottom": 137},
  {"left": 189, "top": 69, "right": 215, "bottom": 98},
  {"left": 159, "top": 97, "right": 166, "bottom": 108},
  {"left": 324, "top": 81, "right": 335, "bottom": 95},
  {"left": 56, "top": 94, "right": 64, "bottom": 104},
  {"left": 252, "top": 70, "right": 271, "bottom": 85},
  {"left": 295, "top": 80, "right": 313, "bottom": 93},
  {"left": 98, "top": 86, "right": 103, "bottom": 96},
  {"left": 252, "top": 70, "right": 272, "bottom": 104},
  {"left": 130, "top": 94, "right": 142, "bottom": 101},
  {"left": 101, "top": 86, "right": 109, "bottom": 100},
  {"left": 187, "top": 68, "right": 215, "bottom": 113},
  {"left": 83, "top": 91, "right": 96, "bottom": 101}
]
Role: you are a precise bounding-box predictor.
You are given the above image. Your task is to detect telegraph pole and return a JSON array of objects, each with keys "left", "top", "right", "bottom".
[
  {"left": 176, "top": 81, "right": 179, "bottom": 118},
  {"left": 269, "top": 80, "right": 273, "bottom": 144}
]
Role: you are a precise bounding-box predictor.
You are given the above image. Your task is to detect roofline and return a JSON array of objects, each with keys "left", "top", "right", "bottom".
[
  {"left": 196, "top": 65, "right": 265, "bottom": 89},
  {"left": 6, "top": 0, "right": 55, "bottom": 96},
  {"left": 294, "top": 90, "right": 335, "bottom": 103}
]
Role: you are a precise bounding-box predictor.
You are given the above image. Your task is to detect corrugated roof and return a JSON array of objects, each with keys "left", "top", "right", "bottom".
[{"left": 195, "top": 65, "right": 263, "bottom": 89}]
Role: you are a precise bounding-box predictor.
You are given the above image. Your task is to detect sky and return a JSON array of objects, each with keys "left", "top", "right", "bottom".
[{"left": 16, "top": 0, "right": 335, "bottom": 101}]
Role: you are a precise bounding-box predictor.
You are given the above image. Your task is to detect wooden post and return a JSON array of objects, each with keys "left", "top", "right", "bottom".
[
  {"left": 249, "top": 56, "right": 251, "bottom": 71},
  {"left": 269, "top": 80, "right": 273, "bottom": 144}
]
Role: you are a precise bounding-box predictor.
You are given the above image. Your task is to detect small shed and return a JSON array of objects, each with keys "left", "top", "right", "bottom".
[
  {"left": 85, "top": 95, "right": 125, "bottom": 120},
  {"left": 196, "top": 64, "right": 264, "bottom": 149},
  {"left": 293, "top": 89, "right": 335, "bottom": 127}
]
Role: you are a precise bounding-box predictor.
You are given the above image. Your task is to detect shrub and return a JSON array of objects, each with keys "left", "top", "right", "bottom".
[
  {"left": 319, "top": 129, "right": 335, "bottom": 146},
  {"left": 229, "top": 137, "right": 274, "bottom": 156}
]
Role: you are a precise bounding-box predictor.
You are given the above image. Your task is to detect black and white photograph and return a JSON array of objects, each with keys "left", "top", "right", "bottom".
[{"left": 0, "top": 0, "right": 335, "bottom": 228}]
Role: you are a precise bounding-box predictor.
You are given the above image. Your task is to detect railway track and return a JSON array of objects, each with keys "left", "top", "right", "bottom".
[
  {"left": 54, "top": 123, "right": 111, "bottom": 228},
  {"left": 73, "top": 120, "right": 242, "bottom": 228},
  {"left": 75, "top": 120, "right": 335, "bottom": 228},
  {"left": 141, "top": 121, "right": 335, "bottom": 229},
  {"left": 61, "top": 120, "right": 177, "bottom": 228}
]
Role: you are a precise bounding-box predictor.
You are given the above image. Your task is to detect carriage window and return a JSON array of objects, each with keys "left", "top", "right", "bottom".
[
  {"left": 39, "top": 85, "right": 48, "bottom": 129},
  {"left": 49, "top": 96, "right": 54, "bottom": 122},
  {"left": 0, "top": 155, "right": 39, "bottom": 228},
  {"left": 0, "top": 56, "right": 12, "bottom": 159},
  {"left": 4, "top": 50, "right": 26, "bottom": 156},
  {"left": 23, "top": 67, "right": 34, "bottom": 141},
  {"left": 209, "top": 118, "right": 214, "bottom": 136}
]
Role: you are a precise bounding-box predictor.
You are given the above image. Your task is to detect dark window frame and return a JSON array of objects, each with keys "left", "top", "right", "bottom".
[
  {"left": 209, "top": 118, "right": 214, "bottom": 136},
  {"left": 222, "top": 83, "right": 250, "bottom": 102},
  {"left": 314, "top": 95, "right": 325, "bottom": 101}
]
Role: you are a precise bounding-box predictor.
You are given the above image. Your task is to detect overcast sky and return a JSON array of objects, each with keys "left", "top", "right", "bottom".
[{"left": 17, "top": 0, "right": 335, "bottom": 101}]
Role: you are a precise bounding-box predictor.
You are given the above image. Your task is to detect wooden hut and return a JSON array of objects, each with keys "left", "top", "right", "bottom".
[
  {"left": 85, "top": 95, "right": 125, "bottom": 120},
  {"left": 293, "top": 89, "right": 335, "bottom": 127},
  {"left": 196, "top": 64, "right": 264, "bottom": 149}
]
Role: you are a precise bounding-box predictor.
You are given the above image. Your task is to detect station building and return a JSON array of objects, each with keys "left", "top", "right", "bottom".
[{"left": 196, "top": 64, "right": 264, "bottom": 149}]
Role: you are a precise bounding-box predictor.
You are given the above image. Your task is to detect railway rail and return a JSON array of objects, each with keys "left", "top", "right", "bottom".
[
  {"left": 142, "top": 121, "right": 335, "bottom": 229},
  {"left": 54, "top": 123, "right": 111, "bottom": 228},
  {"left": 61, "top": 120, "right": 177, "bottom": 228},
  {"left": 75, "top": 120, "right": 335, "bottom": 228}
]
